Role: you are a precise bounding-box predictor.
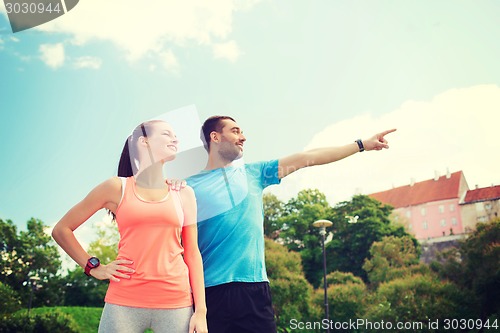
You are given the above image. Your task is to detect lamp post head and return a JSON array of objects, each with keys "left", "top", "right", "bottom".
[
  {"left": 312, "top": 219, "right": 333, "bottom": 228},
  {"left": 313, "top": 220, "right": 333, "bottom": 235}
]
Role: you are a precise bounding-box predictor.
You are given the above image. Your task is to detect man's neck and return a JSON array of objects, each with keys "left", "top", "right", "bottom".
[{"left": 204, "top": 151, "right": 234, "bottom": 170}]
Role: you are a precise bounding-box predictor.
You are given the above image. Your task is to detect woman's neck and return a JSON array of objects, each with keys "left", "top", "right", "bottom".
[{"left": 134, "top": 163, "right": 166, "bottom": 189}]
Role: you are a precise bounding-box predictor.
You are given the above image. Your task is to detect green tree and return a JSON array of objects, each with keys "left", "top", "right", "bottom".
[
  {"left": 86, "top": 218, "right": 119, "bottom": 264},
  {"left": 0, "top": 219, "right": 22, "bottom": 287},
  {"left": 431, "top": 219, "right": 500, "bottom": 319},
  {"left": 263, "top": 193, "right": 285, "bottom": 240},
  {"left": 0, "top": 281, "right": 22, "bottom": 315},
  {"left": 313, "top": 271, "right": 367, "bottom": 332},
  {"left": 364, "top": 274, "right": 477, "bottom": 332},
  {"left": 265, "top": 238, "right": 321, "bottom": 332},
  {"left": 59, "top": 268, "right": 108, "bottom": 307},
  {"left": 363, "top": 235, "right": 428, "bottom": 287},
  {"left": 279, "top": 189, "right": 333, "bottom": 251},
  {"left": 277, "top": 189, "right": 334, "bottom": 287},
  {"left": 59, "top": 218, "right": 118, "bottom": 307},
  {"left": 327, "top": 195, "right": 414, "bottom": 281},
  {"left": 0, "top": 218, "right": 62, "bottom": 308},
  {"left": 264, "top": 192, "right": 415, "bottom": 286},
  {"left": 362, "top": 233, "right": 479, "bottom": 332}
]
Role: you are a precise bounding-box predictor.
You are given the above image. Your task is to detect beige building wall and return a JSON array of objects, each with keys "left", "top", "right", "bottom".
[{"left": 460, "top": 199, "right": 500, "bottom": 232}]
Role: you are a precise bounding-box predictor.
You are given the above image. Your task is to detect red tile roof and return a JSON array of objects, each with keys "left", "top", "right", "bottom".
[
  {"left": 463, "top": 185, "right": 500, "bottom": 204},
  {"left": 369, "top": 171, "right": 464, "bottom": 208}
]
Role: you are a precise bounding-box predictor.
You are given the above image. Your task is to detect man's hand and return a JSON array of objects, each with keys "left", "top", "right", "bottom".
[
  {"left": 166, "top": 179, "right": 187, "bottom": 191},
  {"left": 363, "top": 128, "right": 397, "bottom": 151}
]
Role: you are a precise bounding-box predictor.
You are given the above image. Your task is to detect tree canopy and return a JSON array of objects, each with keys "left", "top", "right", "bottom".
[
  {"left": 263, "top": 191, "right": 416, "bottom": 285},
  {"left": 0, "top": 218, "right": 61, "bottom": 307}
]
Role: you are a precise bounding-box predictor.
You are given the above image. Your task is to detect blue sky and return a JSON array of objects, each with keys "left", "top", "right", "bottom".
[{"left": 1, "top": 1, "right": 500, "bottom": 245}]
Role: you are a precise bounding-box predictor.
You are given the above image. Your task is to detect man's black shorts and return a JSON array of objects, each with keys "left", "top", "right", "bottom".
[{"left": 205, "top": 282, "right": 277, "bottom": 333}]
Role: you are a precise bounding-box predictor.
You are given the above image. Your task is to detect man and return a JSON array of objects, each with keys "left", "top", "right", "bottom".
[{"left": 186, "top": 115, "right": 396, "bottom": 333}]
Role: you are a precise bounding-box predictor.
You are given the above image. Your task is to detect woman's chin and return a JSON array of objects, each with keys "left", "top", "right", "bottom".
[{"left": 162, "top": 155, "right": 177, "bottom": 163}]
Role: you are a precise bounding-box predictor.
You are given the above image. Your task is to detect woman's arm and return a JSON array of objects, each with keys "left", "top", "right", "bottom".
[
  {"left": 180, "top": 186, "right": 208, "bottom": 333},
  {"left": 51, "top": 177, "right": 133, "bottom": 281}
]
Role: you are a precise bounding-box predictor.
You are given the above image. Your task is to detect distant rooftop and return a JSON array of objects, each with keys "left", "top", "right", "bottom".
[
  {"left": 369, "top": 171, "right": 464, "bottom": 208},
  {"left": 462, "top": 185, "right": 500, "bottom": 204}
]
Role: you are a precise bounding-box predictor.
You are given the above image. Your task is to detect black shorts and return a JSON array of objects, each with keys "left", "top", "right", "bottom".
[{"left": 205, "top": 282, "right": 277, "bottom": 333}]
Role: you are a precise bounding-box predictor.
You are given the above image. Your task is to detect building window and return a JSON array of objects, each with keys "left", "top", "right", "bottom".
[
  {"left": 451, "top": 217, "right": 457, "bottom": 225},
  {"left": 478, "top": 216, "right": 488, "bottom": 223},
  {"left": 440, "top": 219, "right": 446, "bottom": 227},
  {"left": 422, "top": 221, "right": 428, "bottom": 230},
  {"left": 450, "top": 204, "right": 455, "bottom": 212},
  {"left": 439, "top": 205, "right": 445, "bottom": 213},
  {"left": 406, "top": 210, "right": 411, "bottom": 218},
  {"left": 408, "top": 223, "right": 413, "bottom": 230},
  {"left": 421, "top": 207, "right": 426, "bottom": 216},
  {"left": 485, "top": 203, "right": 492, "bottom": 210}
]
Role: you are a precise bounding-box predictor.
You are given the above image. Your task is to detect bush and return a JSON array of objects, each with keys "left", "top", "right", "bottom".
[
  {"left": 313, "top": 272, "right": 367, "bottom": 329},
  {"left": 265, "top": 239, "right": 322, "bottom": 332},
  {"left": 364, "top": 274, "right": 478, "bottom": 332},
  {"left": 0, "top": 282, "right": 21, "bottom": 315},
  {"left": 431, "top": 219, "right": 500, "bottom": 319},
  {"left": 0, "top": 310, "right": 79, "bottom": 333}
]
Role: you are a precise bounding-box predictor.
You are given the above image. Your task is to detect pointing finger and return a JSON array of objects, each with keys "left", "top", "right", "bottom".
[{"left": 380, "top": 128, "right": 397, "bottom": 137}]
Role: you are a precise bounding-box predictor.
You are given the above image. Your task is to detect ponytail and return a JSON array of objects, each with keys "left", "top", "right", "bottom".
[
  {"left": 109, "top": 138, "right": 133, "bottom": 221},
  {"left": 117, "top": 138, "right": 133, "bottom": 177}
]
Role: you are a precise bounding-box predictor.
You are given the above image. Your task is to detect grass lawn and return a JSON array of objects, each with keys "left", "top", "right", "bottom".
[
  {"left": 26, "top": 307, "right": 154, "bottom": 332},
  {"left": 30, "top": 306, "right": 102, "bottom": 333}
]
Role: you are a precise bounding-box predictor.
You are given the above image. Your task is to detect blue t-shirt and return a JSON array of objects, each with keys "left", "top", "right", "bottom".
[{"left": 186, "top": 160, "right": 281, "bottom": 287}]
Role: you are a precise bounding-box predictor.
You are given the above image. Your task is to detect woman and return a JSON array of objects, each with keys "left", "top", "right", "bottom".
[{"left": 52, "top": 120, "right": 208, "bottom": 333}]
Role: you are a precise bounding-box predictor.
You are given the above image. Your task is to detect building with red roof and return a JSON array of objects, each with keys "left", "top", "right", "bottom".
[
  {"left": 369, "top": 171, "right": 469, "bottom": 240},
  {"left": 369, "top": 170, "right": 499, "bottom": 240},
  {"left": 460, "top": 185, "right": 500, "bottom": 232}
]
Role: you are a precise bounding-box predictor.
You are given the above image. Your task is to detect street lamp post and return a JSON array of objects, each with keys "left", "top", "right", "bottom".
[
  {"left": 27, "top": 275, "right": 40, "bottom": 316},
  {"left": 312, "top": 219, "right": 333, "bottom": 333}
]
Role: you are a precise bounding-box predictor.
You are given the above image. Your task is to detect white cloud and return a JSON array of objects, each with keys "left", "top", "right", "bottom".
[
  {"left": 268, "top": 85, "right": 500, "bottom": 205},
  {"left": 159, "top": 49, "right": 180, "bottom": 73},
  {"left": 35, "top": 0, "right": 259, "bottom": 64},
  {"left": 234, "top": 0, "right": 264, "bottom": 11},
  {"left": 213, "top": 40, "right": 241, "bottom": 62},
  {"left": 73, "top": 56, "right": 102, "bottom": 69},
  {"left": 39, "top": 43, "right": 65, "bottom": 68}
]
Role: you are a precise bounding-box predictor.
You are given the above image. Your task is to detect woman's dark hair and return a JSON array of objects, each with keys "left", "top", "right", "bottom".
[
  {"left": 109, "top": 121, "right": 162, "bottom": 219},
  {"left": 117, "top": 139, "right": 134, "bottom": 177},
  {"left": 116, "top": 121, "right": 161, "bottom": 177},
  {"left": 201, "top": 115, "right": 236, "bottom": 151}
]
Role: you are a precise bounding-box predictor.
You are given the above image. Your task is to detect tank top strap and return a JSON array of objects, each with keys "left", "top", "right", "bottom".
[
  {"left": 170, "top": 190, "right": 185, "bottom": 227},
  {"left": 119, "top": 177, "right": 127, "bottom": 203}
]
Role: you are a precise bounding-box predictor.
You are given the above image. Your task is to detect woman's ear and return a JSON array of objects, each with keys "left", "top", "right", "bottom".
[{"left": 139, "top": 136, "right": 149, "bottom": 146}]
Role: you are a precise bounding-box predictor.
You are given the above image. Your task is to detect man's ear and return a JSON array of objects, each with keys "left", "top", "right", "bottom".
[{"left": 210, "top": 131, "right": 219, "bottom": 143}]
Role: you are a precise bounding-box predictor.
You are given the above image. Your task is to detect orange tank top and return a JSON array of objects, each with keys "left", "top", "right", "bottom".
[{"left": 104, "top": 177, "right": 193, "bottom": 308}]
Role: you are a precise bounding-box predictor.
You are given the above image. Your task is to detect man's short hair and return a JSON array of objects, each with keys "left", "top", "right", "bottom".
[{"left": 201, "top": 115, "right": 236, "bottom": 151}]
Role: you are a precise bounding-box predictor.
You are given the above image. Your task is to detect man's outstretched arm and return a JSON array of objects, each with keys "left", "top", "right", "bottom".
[{"left": 277, "top": 129, "right": 396, "bottom": 179}]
